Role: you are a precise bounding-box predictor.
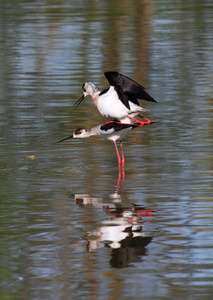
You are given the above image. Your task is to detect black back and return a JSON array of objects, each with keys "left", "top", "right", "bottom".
[
  {"left": 100, "top": 121, "right": 133, "bottom": 132},
  {"left": 104, "top": 71, "right": 157, "bottom": 109},
  {"left": 100, "top": 120, "right": 154, "bottom": 132}
]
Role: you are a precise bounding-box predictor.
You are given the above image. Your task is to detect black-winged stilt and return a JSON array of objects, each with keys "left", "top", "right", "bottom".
[
  {"left": 74, "top": 71, "right": 156, "bottom": 124},
  {"left": 57, "top": 118, "right": 152, "bottom": 168}
]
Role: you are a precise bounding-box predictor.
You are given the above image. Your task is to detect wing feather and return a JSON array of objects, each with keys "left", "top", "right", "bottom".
[
  {"left": 100, "top": 121, "right": 134, "bottom": 132},
  {"left": 104, "top": 71, "right": 157, "bottom": 103}
]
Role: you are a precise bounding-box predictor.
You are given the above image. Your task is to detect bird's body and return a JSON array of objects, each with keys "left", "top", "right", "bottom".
[
  {"left": 72, "top": 122, "right": 133, "bottom": 142},
  {"left": 57, "top": 118, "right": 151, "bottom": 168},
  {"left": 96, "top": 86, "right": 147, "bottom": 122},
  {"left": 74, "top": 71, "right": 156, "bottom": 124}
]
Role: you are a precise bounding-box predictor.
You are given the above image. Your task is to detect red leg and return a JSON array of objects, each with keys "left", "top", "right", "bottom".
[
  {"left": 121, "top": 168, "right": 125, "bottom": 191},
  {"left": 113, "top": 140, "right": 121, "bottom": 168},
  {"left": 115, "top": 168, "right": 121, "bottom": 194},
  {"left": 114, "top": 142, "right": 125, "bottom": 193},
  {"left": 138, "top": 115, "right": 151, "bottom": 124},
  {"left": 120, "top": 141, "right": 125, "bottom": 191},
  {"left": 127, "top": 115, "right": 145, "bottom": 126},
  {"left": 127, "top": 115, "right": 151, "bottom": 126},
  {"left": 120, "top": 141, "right": 125, "bottom": 167}
]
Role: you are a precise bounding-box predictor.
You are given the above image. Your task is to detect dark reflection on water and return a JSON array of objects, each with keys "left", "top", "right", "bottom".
[
  {"left": 0, "top": 0, "right": 213, "bottom": 299},
  {"left": 73, "top": 173, "right": 153, "bottom": 269}
]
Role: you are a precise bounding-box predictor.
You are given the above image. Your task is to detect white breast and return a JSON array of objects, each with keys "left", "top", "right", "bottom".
[
  {"left": 97, "top": 86, "right": 146, "bottom": 119},
  {"left": 96, "top": 87, "right": 128, "bottom": 119}
]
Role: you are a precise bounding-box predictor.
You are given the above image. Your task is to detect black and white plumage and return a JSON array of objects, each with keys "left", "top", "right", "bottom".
[
  {"left": 57, "top": 118, "right": 152, "bottom": 167},
  {"left": 74, "top": 71, "right": 156, "bottom": 123}
]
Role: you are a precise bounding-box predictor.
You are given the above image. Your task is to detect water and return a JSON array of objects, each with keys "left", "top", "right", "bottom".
[{"left": 0, "top": 0, "right": 213, "bottom": 299}]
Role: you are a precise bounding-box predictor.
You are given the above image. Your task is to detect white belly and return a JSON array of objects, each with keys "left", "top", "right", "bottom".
[
  {"left": 100, "top": 127, "right": 132, "bottom": 142},
  {"left": 97, "top": 86, "right": 146, "bottom": 119}
]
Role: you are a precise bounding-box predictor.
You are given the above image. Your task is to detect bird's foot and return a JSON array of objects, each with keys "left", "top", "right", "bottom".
[
  {"left": 127, "top": 115, "right": 151, "bottom": 127},
  {"left": 138, "top": 115, "right": 151, "bottom": 125}
]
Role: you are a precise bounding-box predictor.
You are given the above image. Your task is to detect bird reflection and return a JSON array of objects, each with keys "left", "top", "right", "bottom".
[{"left": 73, "top": 186, "right": 153, "bottom": 268}]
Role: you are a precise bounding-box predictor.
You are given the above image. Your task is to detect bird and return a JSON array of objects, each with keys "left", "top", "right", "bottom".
[
  {"left": 57, "top": 118, "right": 152, "bottom": 168},
  {"left": 74, "top": 71, "right": 156, "bottom": 124}
]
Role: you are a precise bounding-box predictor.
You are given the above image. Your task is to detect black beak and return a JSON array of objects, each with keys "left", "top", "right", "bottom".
[
  {"left": 73, "top": 94, "right": 85, "bottom": 108},
  {"left": 56, "top": 135, "right": 73, "bottom": 143}
]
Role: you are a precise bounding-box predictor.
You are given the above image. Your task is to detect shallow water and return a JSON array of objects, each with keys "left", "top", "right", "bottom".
[{"left": 0, "top": 0, "right": 213, "bottom": 299}]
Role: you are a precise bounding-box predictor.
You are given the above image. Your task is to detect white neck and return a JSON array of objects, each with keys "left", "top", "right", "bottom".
[{"left": 88, "top": 125, "right": 101, "bottom": 137}]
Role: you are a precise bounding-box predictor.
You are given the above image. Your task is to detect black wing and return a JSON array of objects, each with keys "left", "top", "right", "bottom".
[
  {"left": 100, "top": 120, "right": 155, "bottom": 132},
  {"left": 104, "top": 71, "right": 157, "bottom": 107},
  {"left": 100, "top": 120, "right": 156, "bottom": 133},
  {"left": 100, "top": 121, "right": 134, "bottom": 132}
]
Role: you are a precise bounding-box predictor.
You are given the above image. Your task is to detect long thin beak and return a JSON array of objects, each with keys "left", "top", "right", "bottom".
[
  {"left": 73, "top": 94, "right": 85, "bottom": 108},
  {"left": 56, "top": 135, "right": 73, "bottom": 143}
]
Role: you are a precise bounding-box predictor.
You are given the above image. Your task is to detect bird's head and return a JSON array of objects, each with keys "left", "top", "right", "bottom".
[
  {"left": 82, "top": 82, "right": 99, "bottom": 97},
  {"left": 73, "top": 128, "right": 90, "bottom": 138},
  {"left": 73, "top": 82, "right": 99, "bottom": 108}
]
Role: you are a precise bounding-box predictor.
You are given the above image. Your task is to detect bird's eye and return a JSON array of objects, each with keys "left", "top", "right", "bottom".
[{"left": 75, "top": 128, "right": 83, "bottom": 135}]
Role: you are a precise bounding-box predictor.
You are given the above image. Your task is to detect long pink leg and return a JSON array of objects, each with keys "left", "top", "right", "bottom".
[
  {"left": 115, "top": 165, "right": 125, "bottom": 194},
  {"left": 115, "top": 169, "right": 121, "bottom": 194},
  {"left": 121, "top": 167, "right": 125, "bottom": 191},
  {"left": 120, "top": 141, "right": 125, "bottom": 187},
  {"left": 113, "top": 140, "right": 121, "bottom": 167},
  {"left": 120, "top": 141, "right": 125, "bottom": 167}
]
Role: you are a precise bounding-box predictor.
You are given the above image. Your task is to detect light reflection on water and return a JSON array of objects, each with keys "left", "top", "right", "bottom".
[{"left": 0, "top": 0, "right": 213, "bottom": 299}]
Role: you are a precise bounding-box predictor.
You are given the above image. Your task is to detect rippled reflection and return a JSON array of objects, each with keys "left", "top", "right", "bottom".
[{"left": 73, "top": 172, "right": 153, "bottom": 268}]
